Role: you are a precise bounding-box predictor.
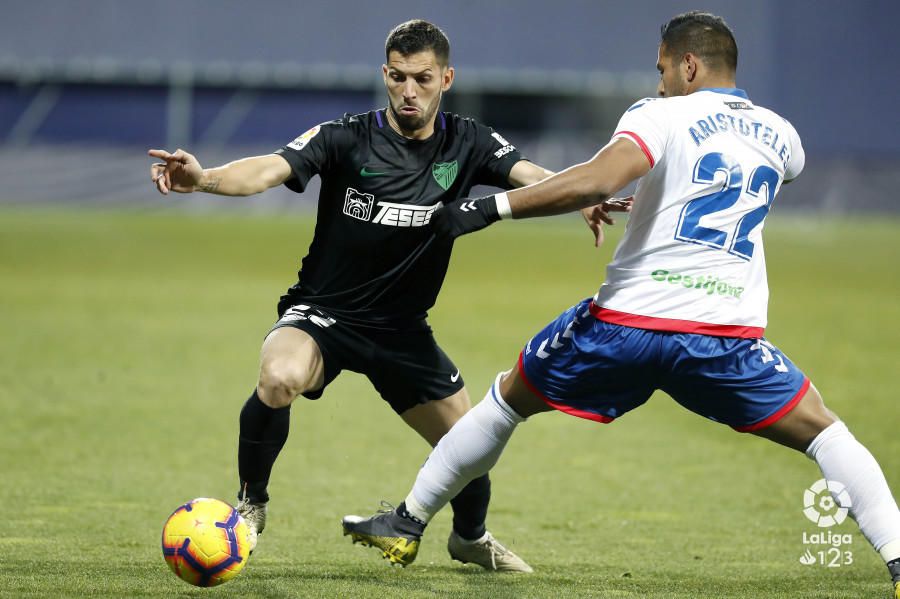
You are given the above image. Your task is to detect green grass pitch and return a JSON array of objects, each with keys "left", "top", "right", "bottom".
[{"left": 1, "top": 207, "right": 897, "bottom": 598}]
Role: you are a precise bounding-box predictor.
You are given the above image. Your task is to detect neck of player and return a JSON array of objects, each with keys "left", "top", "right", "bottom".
[{"left": 694, "top": 75, "right": 737, "bottom": 93}]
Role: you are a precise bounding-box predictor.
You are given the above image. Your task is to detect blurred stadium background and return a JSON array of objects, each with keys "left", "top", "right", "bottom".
[
  {"left": 3, "top": 2, "right": 900, "bottom": 596},
  {"left": 1, "top": 0, "right": 898, "bottom": 211}
]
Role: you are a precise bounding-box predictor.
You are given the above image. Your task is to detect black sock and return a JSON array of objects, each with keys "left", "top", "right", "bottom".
[
  {"left": 888, "top": 557, "right": 900, "bottom": 582},
  {"left": 396, "top": 502, "right": 427, "bottom": 530},
  {"left": 449, "top": 474, "right": 490, "bottom": 540},
  {"left": 237, "top": 389, "right": 290, "bottom": 503}
]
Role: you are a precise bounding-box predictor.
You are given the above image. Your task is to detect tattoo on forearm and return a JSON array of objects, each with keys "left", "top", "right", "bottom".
[{"left": 198, "top": 178, "right": 220, "bottom": 193}]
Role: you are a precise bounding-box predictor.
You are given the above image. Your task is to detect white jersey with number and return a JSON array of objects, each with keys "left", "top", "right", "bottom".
[{"left": 592, "top": 88, "right": 804, "bottom": 339}]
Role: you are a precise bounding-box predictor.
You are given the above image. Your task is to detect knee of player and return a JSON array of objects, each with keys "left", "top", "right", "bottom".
[{"left": 257, "top": 361, "right": 310, "bottom": 407}]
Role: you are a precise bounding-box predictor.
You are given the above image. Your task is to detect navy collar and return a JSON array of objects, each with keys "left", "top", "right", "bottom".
[{"left": 700, "top": 87, "right": 749, "bottom": 100}]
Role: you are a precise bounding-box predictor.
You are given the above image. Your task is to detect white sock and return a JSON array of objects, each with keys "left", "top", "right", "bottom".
[
  {"left": 806, "top": 421, "right": 900, "bottom": 562},
  {"left": 405, "top": 373, "right": 525, "bottom": 522}
]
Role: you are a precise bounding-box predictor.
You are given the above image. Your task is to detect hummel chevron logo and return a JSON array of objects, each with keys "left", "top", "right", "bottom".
[
  {"left": 538, "top": 328, "right": 574, "bottom": 360},
  {"left": 360, "top": 167, "right": 388, "bottom": 177},
  {"left": 550, "top": 333, "right": 564, "bottom": 349},
  {"left": 459, "top": 201, "right": 478, "bottom": 212}
]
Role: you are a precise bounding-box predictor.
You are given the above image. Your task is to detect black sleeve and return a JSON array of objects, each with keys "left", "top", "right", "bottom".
[
  {"left": 473, "top": 123, "right": 528, "bottom": 190},
  {"left": 274, "top": 118, "right": 347, "bottom": 193}
]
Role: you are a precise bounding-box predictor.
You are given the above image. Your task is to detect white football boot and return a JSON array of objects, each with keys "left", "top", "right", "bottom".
[
  {"left": 236, "top": 497, "right": 267, "bottom": 554},
  {"left": 447, "top": 530, "right": 533, "bottom": 573}
]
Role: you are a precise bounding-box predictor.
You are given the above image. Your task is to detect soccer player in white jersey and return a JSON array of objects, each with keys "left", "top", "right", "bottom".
[{"left": 341, "top": 11, "right": 900, "bottom": 594}]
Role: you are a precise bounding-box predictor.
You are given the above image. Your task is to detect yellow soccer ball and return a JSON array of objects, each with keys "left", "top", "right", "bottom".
[{"left": 161, "top": 497, "right": 250, "bottom": 587}]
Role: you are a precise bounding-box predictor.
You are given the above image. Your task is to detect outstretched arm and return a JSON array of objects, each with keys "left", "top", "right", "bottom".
[
  {"left": 148, "top": 149, "right": 292, "bottom": 196},
  {"left": 436, "top": 138, "right": 649, "bottom": 238},
  {"left": 507, "top": 160, "right": 555, "bottom": 187},
  {"left": 507, "top": 158, "right": 634, "bottom": 247},
  {"left": 503, "top": 138, "right": 648, "bottom": 218}
]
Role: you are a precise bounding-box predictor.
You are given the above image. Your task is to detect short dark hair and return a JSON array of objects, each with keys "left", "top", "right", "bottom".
[
  {"left": 660, "top": 11, "right": 737, "bottom": 73},
  {"left": 385, "top": 20, "right": 450, "bottom": 66}
]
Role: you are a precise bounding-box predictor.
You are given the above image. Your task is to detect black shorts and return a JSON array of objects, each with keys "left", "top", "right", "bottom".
[{"left": 269, "top": 302, "right": 464, "bottom": 415}]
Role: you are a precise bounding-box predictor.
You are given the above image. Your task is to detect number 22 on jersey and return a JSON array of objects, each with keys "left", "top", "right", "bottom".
[{"left": 674, "top": 152, "right": 780, "bottom": 261}]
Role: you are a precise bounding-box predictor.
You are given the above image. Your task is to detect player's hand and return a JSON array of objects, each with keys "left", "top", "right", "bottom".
[
  {"left": 148, "top": 148, "right": 203, "bottom": 195},
  {"left": 581, "top": 196, "right": 633, "bottom": 247},
  {"left": 431, "top": 195, "right": 501, "bottom": 240}
]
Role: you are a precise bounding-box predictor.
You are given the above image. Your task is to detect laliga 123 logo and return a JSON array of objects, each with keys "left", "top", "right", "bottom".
[
  {"left": 798, "top": 479, "right": 854, "bottom": 568},
  {"left": 803, "top": 478, "right": 851, "bottom": 527}
]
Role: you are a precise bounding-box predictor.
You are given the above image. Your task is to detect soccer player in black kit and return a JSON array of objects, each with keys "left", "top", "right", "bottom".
[{"left": 149, "top": 20, "right": 621, "bottom": 572}]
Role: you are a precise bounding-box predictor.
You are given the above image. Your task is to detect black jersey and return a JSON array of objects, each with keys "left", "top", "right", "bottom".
[{"left": 274, "top": 109, "right": 525, "bottom": 330}]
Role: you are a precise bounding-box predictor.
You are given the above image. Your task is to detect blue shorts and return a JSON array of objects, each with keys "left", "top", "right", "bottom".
[{"left": 518, "top": 298, "right": 809, "bottom": 431}]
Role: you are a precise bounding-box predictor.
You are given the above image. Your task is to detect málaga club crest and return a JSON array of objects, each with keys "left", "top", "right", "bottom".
[{"left": 432, "top": 161, "right": 459, "bottom": 191}]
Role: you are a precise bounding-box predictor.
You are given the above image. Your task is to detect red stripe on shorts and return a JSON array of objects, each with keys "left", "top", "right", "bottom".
[
  {"left": 517, "top": 351, "right": 615, "bottom": 424},
  {"left": 733, "top": 377, "right": 811, "bottom": 432}
]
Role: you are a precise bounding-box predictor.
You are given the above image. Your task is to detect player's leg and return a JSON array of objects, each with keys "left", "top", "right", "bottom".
[
  {"left": 342, "top": 325, "right": 533, "bottom": 571},
  {"left": 241, "top": 327, "right": 325, "bottom": 495},
  {"left": 401, "top": 366, "right": 552, "bottom": 524},
  {"left": 398, "top": 375, "right": 561, "bottom": 443},
  {"left": 748, "top": 381, "right": 836, "bottom": 451},
  {"left": 400, "top": 383, "right": 538, "bottom": 572},
  {"left": 663, "top": 335, "right": 900, "bottom": 591},
  {"left": 343, "top": 299, "right": 654, "bottom": 568},
  {"left": 257, "top": 326, "right": 325, "bottom": 408},
  {"left": 237, "top": 326, "right": 327, "bottom": 550},
  {"left": 401, "top": 343, "right": 613, "bottom": 528},
  {"left": 400, "top": 388, "right": 490, "bottom": 541},
  {"left": 399, "top": 386, "right": 471, "bottom": 446},
  {"left": 342, "top": 366, "right": 541, "bottom": 567},
  {"left": 751, "top": 384, "right": 900, "bottom": 590}
]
